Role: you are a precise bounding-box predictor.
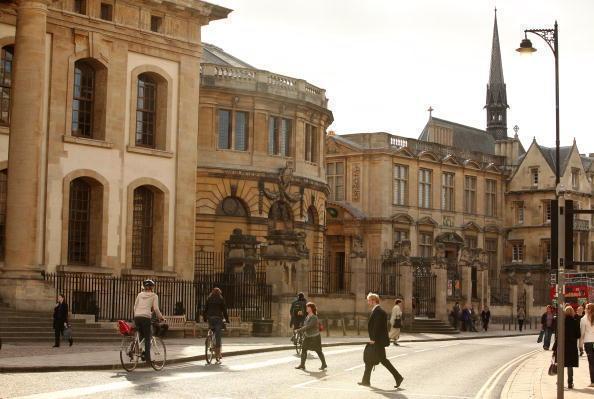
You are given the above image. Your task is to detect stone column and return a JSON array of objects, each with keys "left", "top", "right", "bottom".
[
  {"left": 461, "top": 265, "right": 472, "bottom": 305},
  {"left": 433, "top": 262, "right": 448, "bottom": 322},
  {"left": 525, "top": 283, "right": 534, "bottom": 319},
  {"left": 399, "top": 260, "right": 413, "bottom": 329},
  {"left": 0, "top": 0, "right": 56, "bottom": 311},
  {"left": 477, "top": 266, "right": 487, "bottom": 310},
  {"left": 510, "top": 281, "right": 518, "bottom": 319},
  {"left": 350, "top": 255, "right": 367, "bottom": 316}
]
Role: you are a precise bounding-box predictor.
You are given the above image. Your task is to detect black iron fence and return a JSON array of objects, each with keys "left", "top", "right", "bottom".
[
  {"left": 490, "top": 278, "right": 511, "bottom": 305},
  {"left": 366, "top": 257, "right": 400, "bottom": 297},
  {"left": 412, "top": 259, "right": 436, "bottom": 318},
  {"left": 44, "top": 272, "right": 271, "bottom": 323},
  {"left": 308, "top": 255, "right": 353, "bottom": 295},
  {"left": 195, "top": 251, "right": 266, "bottom": 283}
]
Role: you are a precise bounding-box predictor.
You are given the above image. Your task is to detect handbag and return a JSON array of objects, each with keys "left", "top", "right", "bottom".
[
  {"left": 548, "top": 359, "right": 558, "bottom": 376},
  {"left": 537, "top": 330, "right": 544, "bottom": 343},
  {"left": 393, "top": 318, "right": 402, "bottom": 329},
  {"left": 63, "top": 324, "right": 72, "bottom": 341},
  {"left": 363, "top": 343, "right": 380, "bottom": 366}
]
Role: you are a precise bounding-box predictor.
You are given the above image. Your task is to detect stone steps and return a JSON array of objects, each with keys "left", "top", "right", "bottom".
[{"left": 407, "top": 319, "right": 460, "bottom": 334}]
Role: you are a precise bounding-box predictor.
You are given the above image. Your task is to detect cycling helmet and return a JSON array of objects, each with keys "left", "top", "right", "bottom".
[{"left": 143, "top": 279, "right": 156, "bottom": 288}]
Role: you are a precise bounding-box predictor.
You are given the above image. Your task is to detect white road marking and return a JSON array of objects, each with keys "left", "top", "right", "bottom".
[
  {"left": 473, "top": 349, "right": 540, "bottom": 399},
  {"left": 300, "top": 386, "right": 472, "bottom": 398}
]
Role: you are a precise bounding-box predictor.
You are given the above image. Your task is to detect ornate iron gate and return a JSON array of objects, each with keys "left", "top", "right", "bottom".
[{"left": 413, "top": 263, "right": 436, "bottom": 318}]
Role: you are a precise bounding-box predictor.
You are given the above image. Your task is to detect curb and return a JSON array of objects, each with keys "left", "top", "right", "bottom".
[{"left": 0, "top": 332, "right": 537, "bottom": 373}]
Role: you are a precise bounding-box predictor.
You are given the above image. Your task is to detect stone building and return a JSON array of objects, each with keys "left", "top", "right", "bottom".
[{"left": 0, "top": 0, "right": 231, "bottom": 309}]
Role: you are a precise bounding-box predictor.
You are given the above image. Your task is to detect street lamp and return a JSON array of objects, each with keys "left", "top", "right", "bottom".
[{"left": 517, "top": 22, "right": 565, "bottom": 398}]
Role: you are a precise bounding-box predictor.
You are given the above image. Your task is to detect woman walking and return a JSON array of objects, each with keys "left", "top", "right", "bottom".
[
  {"left": 481, "top": 306, "right": 491, "bottom": 332},
  {"left": 580, "top": 303, "right": 594, "bottom": 387},
  {"left": 552, "top": 305, "right": 581, "bottom": 389},
  {"left": 389, "top": 299, "right": 403, "bottom": 346},
  {"left": 517, "top": 307, "right": 525, "bottom": 332},
  {"left": 294, "top": 302, "right": 327, "bottom": 371},
  {"left": 53, "top": 294, "right": 72, "bottom": 348}
]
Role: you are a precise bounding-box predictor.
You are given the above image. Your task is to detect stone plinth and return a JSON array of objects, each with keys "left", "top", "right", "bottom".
[
  {"left": 0, "top": 278, "right": 55, "bottom": 312},
  {"left": 224, "top": 229, "right": 260, "bottom": 274}
]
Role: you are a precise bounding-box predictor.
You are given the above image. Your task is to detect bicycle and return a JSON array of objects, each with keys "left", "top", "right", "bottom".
[
  {"left": 118, "top": 320, "right": 167, "bottom": 372},
  {"left": 205, "top": 322, "right": 226, "bottom": 364},
  {"left": 291, "top": 329, "right": 304, "bottom": 355}
]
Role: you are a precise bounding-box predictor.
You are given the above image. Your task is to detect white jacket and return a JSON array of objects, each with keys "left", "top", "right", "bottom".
[
  {"left": 580, "top": 316, "right": 594, "bottom": 347},
  {"left": 133, "top": 291, "right": 163, "bottom": 319},
  {"left": 390, "top": 304, "right": 402, "bottom": 326}
]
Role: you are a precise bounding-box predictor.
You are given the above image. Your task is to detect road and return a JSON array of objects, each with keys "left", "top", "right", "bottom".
[{"left": 3, "top": 336, "right": 538, "bottom": 399}]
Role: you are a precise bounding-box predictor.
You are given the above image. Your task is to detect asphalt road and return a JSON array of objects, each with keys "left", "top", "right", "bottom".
[{"left": 3, "top": 336, "right": 538, "bottom": 399}]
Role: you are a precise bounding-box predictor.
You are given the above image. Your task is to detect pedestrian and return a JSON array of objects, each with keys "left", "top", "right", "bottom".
[
  {"left": 453, "top": 301, "right": 461, "bottom": 330},
  {"left": 358, "top": 293, "right": 404, "bottom": 389},
  {"left": 552, "top": 305, "right": 581, "bottom": 389},
  {"left": 289, "top": 292, "right": 307, "bottom": 342},
  {"left": 576, "top": 305, "right": 584, "bottom": 320},
  {"left": 541, "top": 305, "right": 557, "bottom": 350},
  {"left": 470, "top": 306, "right": 479, "bottom": 332},
  {"left": 481, "top": 306, "right": 491, "bottom": 332},
  {"left": 53, "top": 294, "right": 72, "bottom": 348},
  {"left": 462, "top": 304, "right": 472, "bottom": 332},
  {"left": 579, "top": 303, "right": 594, "bottom": 387},
  {"left": 203, "top": 286, "right": 230, "bottom": 364},
  {"left": 294, "top": 302, "right": 327, "bottom": 371},
  {"left": 134, "top": 279, "right": 165, "bottom": 363},
  {"left": 389, "top": 299, "right": 403, "bottom": 346},
  {"left": 517, "top": 307, "right": 525, "bottom": 332}
]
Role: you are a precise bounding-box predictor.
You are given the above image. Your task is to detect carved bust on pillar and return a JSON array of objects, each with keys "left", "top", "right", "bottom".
[
  {"left": 224, "top": 228, "right": 260, "bottom": 274},
  {"left": 350, "top": 234, "right": 366, "bottom": 258}
]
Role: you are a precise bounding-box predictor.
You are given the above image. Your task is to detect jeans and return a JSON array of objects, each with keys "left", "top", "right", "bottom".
[
  {"left": 362, "top": 345, "right": 403, "bottom": 385},
  {"left": 54, "top": 323, "right": 64, "bottom": 346},
  {"left": 208, "top": 316, "right": 224, "bottom": 348},
  {"left": 134, "top": 317, "right": 152, "bottom": 361},
  {"left": 543, "top": 327, "right": 554, "bottom": 349},
  {"left": 585, "top": 342, "right": 594, "bottom": 383}
]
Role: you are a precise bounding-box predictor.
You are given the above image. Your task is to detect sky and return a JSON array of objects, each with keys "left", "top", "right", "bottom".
[{"left": 202, "top": 0, "right": 594, "bottom": 152}]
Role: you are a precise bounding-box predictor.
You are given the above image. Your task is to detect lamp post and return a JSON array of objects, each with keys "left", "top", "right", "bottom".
[{"left": 517, "top": 22, "right": 565, "bottom": 398}]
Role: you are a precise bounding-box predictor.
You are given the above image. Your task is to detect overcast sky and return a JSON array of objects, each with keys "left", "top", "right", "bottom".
[{"left": 202, "top": 0, "right": 594, "bottom": 152}]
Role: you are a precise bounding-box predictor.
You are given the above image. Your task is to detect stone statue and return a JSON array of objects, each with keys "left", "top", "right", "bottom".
[{"left": 351, "top": 234, "right": 366, "bottom": 258}]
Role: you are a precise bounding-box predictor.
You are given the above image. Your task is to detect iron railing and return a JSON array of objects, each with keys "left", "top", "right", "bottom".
[
  {"left": 490, "top": 279, "right": 511, "bottom": 305},
  {"left": 366, "top": 257, "right": 401, "bottom": 297},
  {"left": 44, "top": 272, "right": 272, "bottom": 322},
  {"left": 308, "top": 255, "right": 352, "bottom": 295}
]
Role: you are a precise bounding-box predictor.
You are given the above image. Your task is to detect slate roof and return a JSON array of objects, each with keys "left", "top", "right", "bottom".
[
  {"left": 419, "top": 117, "right": 496, "bottom": 155},
  {"left": 537, "top": 144, "right": 573, "bottom": 174},
  {"left": 202, "top": 43, "right": 255, "bottom": 69}
]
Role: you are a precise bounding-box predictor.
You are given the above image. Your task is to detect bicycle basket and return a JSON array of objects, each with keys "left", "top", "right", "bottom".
[
  {"left": 118, "top": 320, "right": 134, "bottom": 336},
  {"left": 153, "top": 322, "right": 169, "bottom": 338}
]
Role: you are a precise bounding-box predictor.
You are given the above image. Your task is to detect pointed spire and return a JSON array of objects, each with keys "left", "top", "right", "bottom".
[
  {"left": 486, "top": 9, "right": 509, "bottom": 140},
  {"left": 489, "top": 9, "right": 505, "bottom": 87}
]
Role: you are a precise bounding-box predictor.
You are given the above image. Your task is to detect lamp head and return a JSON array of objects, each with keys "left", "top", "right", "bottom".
[{"left": 516, "top": 36, "right": 537, "bottom": 54}]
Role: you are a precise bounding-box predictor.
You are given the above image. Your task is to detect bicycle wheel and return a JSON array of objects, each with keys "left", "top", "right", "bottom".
[
  {"left": 205, "top": 334, "right": 214, "bottom": 364},
  {"left": 150, "top": 337, "right": 167, "bottom": 371},
  {"left": 120, "top": 336, "right": 138, "bottom": 372}
]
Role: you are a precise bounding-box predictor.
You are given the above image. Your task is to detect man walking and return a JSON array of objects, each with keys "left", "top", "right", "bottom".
[
  {"left": 359, "top": 293, "right": 404, "bottom": 389},
  {"left": 541, "top": 305, "right": 557, "bottom": 350}
]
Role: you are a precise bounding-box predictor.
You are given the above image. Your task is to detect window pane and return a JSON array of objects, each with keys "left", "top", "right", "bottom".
[
  {"left": 135, "top": 74, "right": 156, "bottom": 148},
  {"left": 218, "top": 109, "right": 231, "bottom": 149},
  {"left": 0, "top": 46, "right": 14, "bottom": 125},
  {"left": 68, "top": 179, "right": 91, "bottom": 265},
  {"left": 72, "top": 61, "right": 95, "bottom": 138},
  {"left": 132, "top": 186, "right": 154, "bottom": 269},
  {"left": 234, "top": 111, "right": 248, "bottom": 151}
]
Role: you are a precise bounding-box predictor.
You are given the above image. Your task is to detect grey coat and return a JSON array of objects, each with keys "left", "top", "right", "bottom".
[{"left": 297, "top": 314, "right": 320, "bottom": 338}]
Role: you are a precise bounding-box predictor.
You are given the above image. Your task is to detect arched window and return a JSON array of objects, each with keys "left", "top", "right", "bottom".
[
  {"left": 135, "top": 74, "right": 157, "bottom": 148},
  {"left": 0, "top": 170, "right": 6, "bottom": 260},
  {"left": 132, "top": 186, "right": 154, "bottom": 269},
  {"left": 72, "top": 60, "right": 95, "bottom": 137},
  {"left": 305, "top": 206, "right": 318, "bottom": 226},
  {"left": 68, "top": 178, "right": 91, "bottom": 264},
  {"left": 216, "top": 196, "right": 248, "bottom": 217},
  {"left": 0, "top": 45, "right": 13, "bottom": 126}
]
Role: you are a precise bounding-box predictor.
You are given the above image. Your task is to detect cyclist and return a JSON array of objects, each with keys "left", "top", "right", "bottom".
[
  {"left": 290, "top": 292, "right": 307, "bottom": 342},
  {"left": 134, "top": 279, "right": 164, "bottom": 363},
  {"left": 203, "top": 287, "right": 230, "bottom": 363}
]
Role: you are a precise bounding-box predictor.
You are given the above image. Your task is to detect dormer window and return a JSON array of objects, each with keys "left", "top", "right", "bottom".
[
  {"left": 530, "top": 168, "right": 539, "bottom": 187},
  {"left": 572, "top": 168, "right": 580, "bottom": 190}
]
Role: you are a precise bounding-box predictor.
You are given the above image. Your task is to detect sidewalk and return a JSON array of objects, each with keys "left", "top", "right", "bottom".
[
  {"left": 501, "top": 349, "right": 593, "bottom": 398},
  {"left": 0, "top": 329, "right": 535, "bottom": 373}
]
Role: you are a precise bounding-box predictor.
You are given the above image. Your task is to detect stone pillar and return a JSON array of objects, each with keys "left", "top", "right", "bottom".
[
  {"left": 461, "top": 265, "right": 472, "bottom": 305},
  {"left": 477, "top": 266, "right": 487, "bottom": 310},
  {"left": 510, "top": 282, "right": 518, "bottom": 319},
  {"left": 350, "top": 255, "right": 367, "bottom": 316},
  {"left": 399, "top": 261, "right": 413, "bottom": 329},
  {"left": 0, "top": 0, "right": 56, "bottom": 311},
  {"left": 433, "top": 262, "right": 448, "bottom": 322},
  {"left": 525, "top": 283, "right": 534, "bottom": 319}
]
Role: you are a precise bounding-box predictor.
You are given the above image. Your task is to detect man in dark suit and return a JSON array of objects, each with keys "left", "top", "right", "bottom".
[{"left": 359, "top": 293, "right": 404, "bottom": 388}]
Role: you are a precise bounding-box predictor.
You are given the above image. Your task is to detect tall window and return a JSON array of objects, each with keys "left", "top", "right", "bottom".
[
  {"left": 150, "top": 15, "right": 163, "bottom": 33},
  {"left": 530, "top": 168, "right": 539, "bottom": 187},
  {"left": 0, "top": 45, "right": 13, "bottom": 126},
  {"left": 544, "top": 200, "right": 552, "bottom": 223},
  {"left": 393, "top": 165, "right": 408, "bottom": 206},
  {"left": 419, "top": 233, "right": 433, "bottom": 258},
  {"left": 512, "top": 242, "right": 523, "bottom": 263},
  {"left": 393, "top": 230, "right": 408, "bottom": 244},
  {"left": 218, "top": 110, "right": 249, "bottom": 151},
  {"left": 485, "top": 239, "right": 497, "bottom": 281},
  {"left": 418, "top": 169, "right": 432, "bottom": 209},
  {"left": 465, "top": 236, "right": 477, "bottom": 249},
  {"left": 100, "top": 3, "right": 113, "bottom": 20},
  {"left": 327, "top": 161, "right": 344, "bottom": 201},
  {"left": 132, "top": 186, "right": 154, "bottom": 269},
  {"left": 135, "top": 74, "right": 156, "bottom": 148},
  {"left": 441, "top": 172, "right": 454, "bottom": 211},
  {"left": 304, "top": 124, "right": 318, "bottom": 163},
  {"left": 74, "top": 0, "right": 86, "bottom": 14},
  {"left": 464, "top": 176, "right": 477, "bottom": 214},
  {"left": 0, "top": 170, "right": 7, "bottom": 261},
  {"left": 72, "top": 61, "right": 95, "bottom": 138},
  {"left": 268, "top": 116, "right": 292, "bottom": 156},
  {"left": 572, "top": 168, "right": 580, "bottom": 190},
  {"left": 486, "top": 179, "right": 497, "bottom": 217},
  {"left": 68, "top": 179, "right": 91, "bottom": 265},
  {"left": 542, "top": 240, "right": 551, "bottom": 262},
  {"left": 515, "top": 201, "right": 525, "bottom": 224}
]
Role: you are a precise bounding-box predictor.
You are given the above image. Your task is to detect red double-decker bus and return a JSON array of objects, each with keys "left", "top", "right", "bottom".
[{"left": 550, "top": 273, "right": 594, "bottom": 307}]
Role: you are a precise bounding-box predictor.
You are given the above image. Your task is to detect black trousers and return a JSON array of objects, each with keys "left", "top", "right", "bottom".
[
  {"left": 54, "top": 324, "right": 64, "bottom": 346},
  {"left": 134, "top": 317, "right": 152, "bottom": 361},
  {"left": 362, "top": 346, "right": 402, "bottom": 384},
  {"left": 585, "top": 342, "right": 594, "bottom": 384}
]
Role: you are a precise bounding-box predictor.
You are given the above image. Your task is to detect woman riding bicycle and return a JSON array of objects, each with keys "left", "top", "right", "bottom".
[
  {"left": 203, "top": 287, "right": 230, "bottom": 362},
  {"left": 134, "top": 279, "right": 164, "bottom": 363}
]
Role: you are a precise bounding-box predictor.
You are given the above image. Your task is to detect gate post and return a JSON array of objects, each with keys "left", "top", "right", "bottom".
[
  {"left": 433, "top": 262, "right": 448, "bottom": 322},
  {"left": 459, "top": 247, "right": 472, "bottom": 306},
  {"left": 399, "top": 259, "right": 413, "bottom": 329},
  {"left": 350, "top": 254, "right": 368, "bottom": 316},
  {"left": 524, "top": 276, "right": 534, "bottom": 319},
  {"left": 510, "top": 277, "right": 518, "bottom": 319}
]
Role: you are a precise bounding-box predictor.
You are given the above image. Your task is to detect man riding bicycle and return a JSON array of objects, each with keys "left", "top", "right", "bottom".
[
  {"left": 290, "top": 292, "right": 307, "bottom": 342},
  {"left": 203, "top": 287, "right": 230, "bottom": 362},
  {"left": 134, "top": 279, "right": 164, "bottom": 363}
]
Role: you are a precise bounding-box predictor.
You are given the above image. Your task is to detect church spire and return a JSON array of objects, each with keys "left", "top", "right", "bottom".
[{"left": 485, "top": 8, "right": 509, "bottom": 140}]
